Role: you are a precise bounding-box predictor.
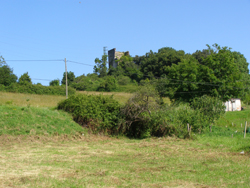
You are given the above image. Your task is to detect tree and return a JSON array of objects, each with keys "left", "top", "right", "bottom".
[
  {"left": 140, "top": 47, "right": 187, "bottom": 78},
  {"left": 94, "top": 54, "right": 108, "bottom": 77},
  {"left": 156, "top": 44, "right": 247, "bottom": 102},
  {"left": 108, "top": 54, "right": 143, "bottom": 82},
  {"left": 97, "top": 76, "right": 117, "bottom": 92},
  {"left": 19, "top": 72, "right": 32, "bottom": 85},
  {"left": 0, "top": 56, "right": 6, "bottom": 67},
  {"left": 61, "top": 71, "right": 75, "bottom": 86},
  {"left": 0, "top": 65, "right": 17, "bottom": 86},
  {"left": 49, "top": 79, "right": 60, "bottom": 86}
]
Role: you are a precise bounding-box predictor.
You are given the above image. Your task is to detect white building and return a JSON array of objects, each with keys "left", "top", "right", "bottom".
[{"left": 224, "top": 98, "right": 241, "bottom": 111}]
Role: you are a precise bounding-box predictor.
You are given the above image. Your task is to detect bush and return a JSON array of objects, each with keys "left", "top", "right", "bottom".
[
  {"left": 0, "top": 84, "right": 5, "bottom": 92},
  {"left": 120, "top": 84, "right": 163, "bottom": 138},
  {"left": 97, "top": 76, "right": 118, "bottom": 92},
  {"left": 57, "top": 94, "right": 122, "bottom": 134},
  {"left": 117, "top": 76, "right": 131, "bottom": 85}
]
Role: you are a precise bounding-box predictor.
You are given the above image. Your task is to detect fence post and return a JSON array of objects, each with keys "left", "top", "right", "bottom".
[
  {"left": 244, "top": 121, "right": 247, "bottom": 138},
  {"left": 187, "top": 123, "right": 189, "bottom": 132}
]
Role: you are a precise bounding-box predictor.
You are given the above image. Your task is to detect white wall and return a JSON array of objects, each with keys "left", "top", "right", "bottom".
[{"left": 225, "top": 99, "right": 241, "bottom": 111}]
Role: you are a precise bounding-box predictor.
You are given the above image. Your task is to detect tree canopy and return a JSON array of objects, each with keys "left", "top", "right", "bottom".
[
  {"left": 19, "top": 72, "right": 32, "bottom": 85},
  {"left": 156, "top": 44, "right": 249, "bottom": 102}
]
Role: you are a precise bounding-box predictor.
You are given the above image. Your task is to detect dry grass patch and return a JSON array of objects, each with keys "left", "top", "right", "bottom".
[
  {"left": 0, "top": 92, "right": 65, "bottom": 107},
  {"left": 0, "top": 135, "right": 249, "bottom": 187}
]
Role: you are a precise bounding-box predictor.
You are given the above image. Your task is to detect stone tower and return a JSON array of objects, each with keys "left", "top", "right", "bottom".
[{"left": 108, "top": 48, "right": 128, "bottom": 68}]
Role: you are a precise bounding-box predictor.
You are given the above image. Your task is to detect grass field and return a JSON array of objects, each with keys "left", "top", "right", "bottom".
[
  {"left": 0, "top": 91, "right": 250, "bottom": 187},
  {"left": 0, "top": 135, "right": 250, "bottom": 187}
]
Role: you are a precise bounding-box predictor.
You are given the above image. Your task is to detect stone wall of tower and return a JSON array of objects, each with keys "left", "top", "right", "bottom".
[{"left": 108, "top": 48, "right": 126, "bottom": 68}]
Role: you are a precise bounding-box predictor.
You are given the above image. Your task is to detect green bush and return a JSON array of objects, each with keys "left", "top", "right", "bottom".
[
  {"left": 97, "top": 76, "right": 118, "bottom": 92},
  {"left": 57, "top": 94, "right": 122, "bottom": 134},
  {"left": 117, "top": 76, "right": 131, "bottom": 85},
  {"left": 0, "top": 84, "right": 5, "bottom": 92}
]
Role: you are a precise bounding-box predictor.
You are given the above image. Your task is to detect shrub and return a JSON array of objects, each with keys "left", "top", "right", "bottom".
[
  {"left": 57, "top": 94, "right": 122, "bottom": 134},
  {"left": 49, "top": 79, "right": 60, "bottom": 86},
  {"left": 97, "top": 76, "right": 118, "bottom": 92},
  {"left": 120, "top": 84, "right": 163, "bottom": 138},
  {"left": 191, "top": 95, "right": 225, "bottom": 127},
  {"left": 117, "top": 76, "right": 131, "bottom": 85}
]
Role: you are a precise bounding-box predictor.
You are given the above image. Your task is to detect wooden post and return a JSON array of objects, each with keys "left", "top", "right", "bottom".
[
  {"left": 244, "top": 121, "right": 247, "bottom": 138},
  {"left": 187, "top": 123, "right": 189, "bottom": 132}
]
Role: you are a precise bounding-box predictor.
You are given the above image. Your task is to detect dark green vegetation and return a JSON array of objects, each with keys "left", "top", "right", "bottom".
[
  {"left": 62, "top": 44, "right": 250, "bottom": 104},
  {"left": 1, "top": 43, "right": 250, "bottom": 101},
  {"left": 58, "top": 94, "right": 121, "bottom": 134},
  {"left": 58, "top": 86, "right": 226, "bottom": 139}
]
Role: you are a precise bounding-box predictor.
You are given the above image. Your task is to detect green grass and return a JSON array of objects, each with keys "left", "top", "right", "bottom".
[
  {"left": 216, "top": 110, "right": 250, "bottom": 128},
  {"left": 0, "top": 105, "right": 86, "bottom": 136},
  {"left": 0, "top": 91, "right": 250, "bottom": 187},
  {"left": 0, "top": 136, "right": 250, "bottom": 187}
]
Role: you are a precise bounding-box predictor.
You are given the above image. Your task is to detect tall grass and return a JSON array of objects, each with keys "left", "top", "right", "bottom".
[{"left": 0, "top": 91, "right": 66, "bottom": 107}]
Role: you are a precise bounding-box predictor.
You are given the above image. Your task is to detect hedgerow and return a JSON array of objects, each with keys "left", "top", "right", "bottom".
[
  {"left": 2, "top": 83, "right": 76, "bottom": 96},
  {"left": 58, "top": 88, "right": 226, "bottom": 138}
]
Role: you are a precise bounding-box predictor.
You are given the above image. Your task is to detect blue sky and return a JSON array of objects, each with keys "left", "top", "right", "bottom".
[{"left": 1, "top": 0, "right": 250, "bottom": 85}]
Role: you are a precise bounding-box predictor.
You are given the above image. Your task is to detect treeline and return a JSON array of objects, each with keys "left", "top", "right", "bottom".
[
  {"left": 0, "top": 58, "right": 75, "bottom": 96},
  {"left": 1, "top": 43, "right": 249, "bottom": 102},
  {"left": 65, "top": 43, "right": 250, "bottom": 102}
]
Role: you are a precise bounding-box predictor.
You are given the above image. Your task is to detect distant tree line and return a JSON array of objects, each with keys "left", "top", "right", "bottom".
[
  {"left": 1, "top": 43, "right": 249, "bottom": 102},
  {"left": 66, "top": 44, "right": 250, "bottom": 103},
  {"left": 0, "top": 56, "right": 75, "bottom": 96}
]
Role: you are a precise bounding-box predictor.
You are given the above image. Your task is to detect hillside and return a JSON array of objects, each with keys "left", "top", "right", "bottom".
[{"left": 0, "top": 105, "right": 85, "bottom": 136}]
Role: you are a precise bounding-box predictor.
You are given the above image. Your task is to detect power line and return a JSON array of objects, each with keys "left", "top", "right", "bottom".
[
  {"left": 5, "top": 59, "right": 63, "bottom": 62},
  {"left": 67, "top": 60, "right": 93, "bottom": 67}
]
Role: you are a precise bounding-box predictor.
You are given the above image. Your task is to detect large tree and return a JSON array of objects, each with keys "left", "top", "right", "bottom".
[
  {"left": 156, "top": 44, "right": 247, "bottom": 102},
  {"left": 0, "top": 56, "right": 17, "bottom": 86},
  {"left": 140, "top": 47, "right": 187, "bottom": 78},
  {"left": 61, "top": 71, "right": 75, "bottom": 86}
]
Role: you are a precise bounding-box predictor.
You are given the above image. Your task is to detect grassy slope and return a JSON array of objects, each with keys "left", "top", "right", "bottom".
[{"left": 0, "top": 105, "right": 85, "bottom": 135}]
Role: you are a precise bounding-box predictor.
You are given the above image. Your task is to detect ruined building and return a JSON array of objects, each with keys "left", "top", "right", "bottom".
[{"left": 108, "top": 48, "right": 129, "bottom": 68}]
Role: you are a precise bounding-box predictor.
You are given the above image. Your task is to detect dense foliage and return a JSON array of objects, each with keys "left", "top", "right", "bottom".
[
  {"left": 57, "top": 94, "right": 122, "bottom": 134},
  {"left": 0, "top": 56, "right": 18, "bottom": 86}
]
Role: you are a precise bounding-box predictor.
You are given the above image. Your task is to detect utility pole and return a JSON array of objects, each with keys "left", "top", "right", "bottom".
[
  {"left": 65, "top": 58, "right": 68, "bottom": 99},
  {"left": 103, "top": 46, "right": 107, "bottom": 55}
]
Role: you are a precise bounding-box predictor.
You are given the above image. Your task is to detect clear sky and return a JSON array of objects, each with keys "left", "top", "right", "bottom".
[{"left": 1, "top": 0, "right": 250, "bottom": 85}]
